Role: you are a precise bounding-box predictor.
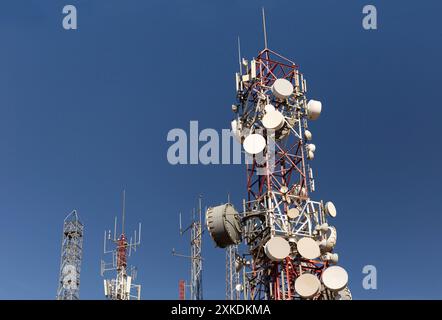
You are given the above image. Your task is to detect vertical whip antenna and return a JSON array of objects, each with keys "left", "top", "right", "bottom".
[
  {"left": 262, "top": 7, "right": 268, "bottom": 49},
  {"left": 238, "top": 36, "right": 243, "bottom": 74},
  {"left": 122, "top": 189, "right": 126, "bottom": 235},
  {"left": 198, "top": 194, "right": 202, "bottom": 223}
]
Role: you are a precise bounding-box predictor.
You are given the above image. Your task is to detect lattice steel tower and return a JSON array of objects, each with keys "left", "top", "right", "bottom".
[
  {"left": 101, "top": 190, "right": 142, "bottom": 300},
  {"left": 57, "top": 210, "right": 83, "bottom": 300},
  {"left": 206, "top": 10, "right": 352, "bottom": 300},
  {"left": 173, "top": 195, "right": 203, "bottom": 300},
  {"left": 225, "top": 245, "right": 243, "bottom": 300}
]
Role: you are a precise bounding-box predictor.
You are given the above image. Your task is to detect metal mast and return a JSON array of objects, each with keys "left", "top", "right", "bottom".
[
  {"left": 225, "top": 245, "right": 242, "bottom": 300},
  {"left": 173, "top": 195, "right": 203, "bottom": 300},
  {"left": 206, "top": 10, "right": 351, "bottom": 300},
  {"left": 101, "top": 190, "right": 142, "bottom": 300},
  {"left": 57, "top": 210, "right": 83, "bottom": 300}
]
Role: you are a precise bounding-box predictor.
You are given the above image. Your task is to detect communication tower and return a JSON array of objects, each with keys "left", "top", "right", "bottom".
[
  {"left": 173, "top": 195, "right": 203, "bottom": 300},
  {"left": 101, "top": 190, "right": 142, "bottom": 300},
  {"left": 56, "top": 210, "right": 83, "bottom": 300},
  {"left": 206, "top": 9, "right": 352, "bottom": 300},
  {"left": 226, "top": 244, "right": 244, "bottom": 300}
]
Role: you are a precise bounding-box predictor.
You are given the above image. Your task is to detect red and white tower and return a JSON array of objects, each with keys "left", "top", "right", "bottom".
[
  {"left": 206, "top": 10, "right": 351, "bottom": 300},
  {"left": 101, "top": 190, "right": 142, "bottom": 300}
]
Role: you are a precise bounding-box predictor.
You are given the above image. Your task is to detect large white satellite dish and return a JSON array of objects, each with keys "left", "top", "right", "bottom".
[
  {"left": 271, "top": 78, "right": 294, "bottom": 99},
  {"left": 306, "top": 100, "right": 322, "bottom": 120},
  {"left": 321, "top": 266, "right": 348, "bottom": 291},
  {"left": 295, "top": 273, "right": 321, "bottom": 298},
  {"left": 262, "top": 110, "right": 285, "bottom": 130},
  {"left": 243, "top": 134, "right": 266, "bottom": 155},
  {"left": 297, "top": 237, "right": 321, "bottom": 259},
  {"left": 264, "top": 237, "right": 291, "bottom": 261},
  {"left": 206, "top": 203, "right": 242, "bottom": 248},
  {"left": 324, "top": 201, "right": 337, "bottom": 218}
]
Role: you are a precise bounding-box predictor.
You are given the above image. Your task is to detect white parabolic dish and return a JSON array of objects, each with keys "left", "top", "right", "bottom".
[
  {"left": 321, "top": 266, "right": 348, "bottom": 291},
  {"left": 295, "top": 273, "right": 321, "bottom": 298},
  {"left": 262, "top": 110, "right": 285, "bottom": 130},
  {"left": 306, "top": 144, "right": 316, "bottom": 152},
  {"left": 304, "top": 130, "right": 312, "bottom": 141},
  {"left": 287, "top": 207, "right": 300, "bottom": 219},
  {"left": 271, "top": 78, "right": 294, "bottom": 99},
  {"left": 297, "top": 237, "right": 321, "bottom": 259},
  {"left": 325, "top": 201, "right": 337, "bottom": 218},
  {"left": 307, "top": 100, "right": 322, "bottom": 120},
  {"left": 264, "top": 237, "right": 291, "bottom": 261},
  {"left": 243, "top": 134, "right": 266, "bottom": 155}
]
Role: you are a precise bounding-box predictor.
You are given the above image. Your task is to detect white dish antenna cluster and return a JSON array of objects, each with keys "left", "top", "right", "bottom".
[
  {"left": 319, "top": 225, "right": 337, "bottom": 251},
  {"left": 294, "top": 266, "right": 348, "bottom": 298},
  {"left": 260, "top": 201, "right": 349, "bottom": 299},
  {"left": 233, "top": 77, "right": 325, "bottom": 157},
  {"left": 302, "top": 98, "right": 322, "bottom": 160}
]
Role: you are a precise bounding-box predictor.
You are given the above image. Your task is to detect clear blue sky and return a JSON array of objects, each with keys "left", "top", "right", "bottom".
[{"left": 0, "top": 0, "right": 441, "bottom": 300}]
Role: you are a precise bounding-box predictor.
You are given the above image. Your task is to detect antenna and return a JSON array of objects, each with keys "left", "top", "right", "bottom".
[
  {"left": 113, "top": 216, "right": 117, "bottom": 241},
  {"left": 172, "top": 195, "right": 204, "bottom": 300},
  {"left": 122, "top": 189, "right": 126, "bottom": 235},
  {"left": 238, "top": 36, "right": 243, "bottom": 74},
  {"left": 101, "top": 191, "right": 142, "bottom": 300},
  {"left": 262, "top": 7, "right": 268, "bottom": 49},
  {"left": 198, "top": 194, "right": 202, "bottom": 223}
]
